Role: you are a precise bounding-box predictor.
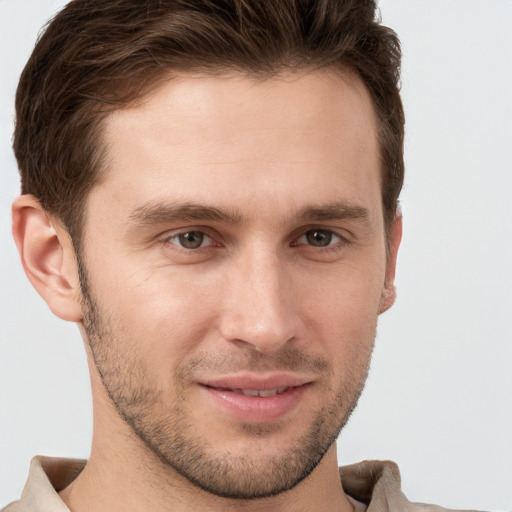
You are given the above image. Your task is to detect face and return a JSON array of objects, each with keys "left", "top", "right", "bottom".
[{"left": 79, "top": 70, "right": 398, "bottom": 498}]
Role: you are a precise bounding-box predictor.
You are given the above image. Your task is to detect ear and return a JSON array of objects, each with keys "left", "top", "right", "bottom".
[
  {"left": 12, "top": 195, "right": 83, "bottom": 322},
  {"left": 379, "top": 212, "right": 402, "bottom": 314}
]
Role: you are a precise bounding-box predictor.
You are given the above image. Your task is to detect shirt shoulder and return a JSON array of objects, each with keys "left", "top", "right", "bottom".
[
  {"left": 2, "top": 456, "right": 85, "bottom": 512},
  {"left": 1, "top": 501, "right": 23, "bottom": 512},
  {"left": 339, "top": 460, "right": 486, "bottom": 512}
]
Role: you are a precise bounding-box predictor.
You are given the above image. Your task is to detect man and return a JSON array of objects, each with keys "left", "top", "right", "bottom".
[{"left": 0, "top": 1, "right": 485, "bottom": 511}]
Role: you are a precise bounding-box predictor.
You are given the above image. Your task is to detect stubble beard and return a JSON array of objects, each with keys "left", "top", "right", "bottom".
[{"left": 78, "top": 262, "right": 374, "bottom": 500}]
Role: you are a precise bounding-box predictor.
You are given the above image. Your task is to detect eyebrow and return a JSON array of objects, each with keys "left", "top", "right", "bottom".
[
  {"left": 295, "top": 202, "right": 370, "bottom": 224},
  {"left": 128, "top": 200, "right": 370, "bottom": 227},
  {"left": 128, "top": 201, "right": 243, "bottom": 226}
]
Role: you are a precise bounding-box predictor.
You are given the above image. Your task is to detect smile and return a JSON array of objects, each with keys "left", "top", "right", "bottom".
[
  {"left": 210, "top": 386, "right": 291, "bottom": 397},
  {"left": 199, "top": 377, "right": 312, "bottom": 423}
]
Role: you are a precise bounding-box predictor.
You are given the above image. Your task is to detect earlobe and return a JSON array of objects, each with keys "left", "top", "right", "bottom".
[
  {"left": 378, "top": 213, "right": 402, "bottom": 314},
  {"left": 12, "top": 195, "right": 83, "bottom": 322},
  {"left": 379, "top": 282, "right": 396, "bottom": 314}
]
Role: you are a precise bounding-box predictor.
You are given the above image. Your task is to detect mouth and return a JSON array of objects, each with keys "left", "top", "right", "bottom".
[
  {"left": 205, "top": 386, "right": 292, "bottom": 397},
  {"left": 198, "top": 375, "right": 312, "bottom": 423}
]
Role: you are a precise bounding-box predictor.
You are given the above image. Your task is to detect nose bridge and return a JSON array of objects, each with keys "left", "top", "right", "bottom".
[{"left": 220, "top": 244, "right": 297, "bottom": 352}]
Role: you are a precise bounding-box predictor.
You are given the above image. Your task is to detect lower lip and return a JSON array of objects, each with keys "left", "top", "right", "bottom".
[{"left": 201, "top": 384, "right": 309, "bottom": 423}]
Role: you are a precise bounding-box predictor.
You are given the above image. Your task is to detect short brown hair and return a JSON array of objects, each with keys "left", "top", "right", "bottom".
[{"left": 14, "top": 0, "right": 404, "bottom": 244}]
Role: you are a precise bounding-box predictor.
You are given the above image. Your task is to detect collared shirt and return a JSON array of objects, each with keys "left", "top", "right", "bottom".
[{"left": 2, "top": 456, "right": 484, "bottom": 512}]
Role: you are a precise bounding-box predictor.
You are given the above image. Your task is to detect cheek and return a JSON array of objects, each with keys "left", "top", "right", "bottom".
[
  {"left": 89, "top": 260, "right": 222, "bottom": 372},
  {"left": 298, "top": 260, "right": 384, "bottom": 350},
  {"left": 302, "top": 253, "right": 386, "bottom": 310}
]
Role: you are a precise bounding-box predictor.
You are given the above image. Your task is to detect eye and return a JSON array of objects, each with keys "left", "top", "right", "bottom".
[
  {"left": 296, "top": 229, "right": 343, "bottom": 247},
  {"left": 168, "top": 231, "right": 212, "bottom": 249}
]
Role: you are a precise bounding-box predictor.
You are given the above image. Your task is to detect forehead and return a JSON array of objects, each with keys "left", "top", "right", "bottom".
[
  {"left": 104, "top": 68, "right": 377, "bottom": 155},
  {"left": 92, "top": 69, "right": 381, "bottom": 227}
]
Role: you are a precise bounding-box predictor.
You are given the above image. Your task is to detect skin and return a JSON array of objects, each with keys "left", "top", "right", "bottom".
[{"left": 12, "top": 68, "right": 401, "bottom": 512}]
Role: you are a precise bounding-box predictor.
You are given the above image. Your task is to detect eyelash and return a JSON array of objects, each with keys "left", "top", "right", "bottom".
[
  {"left": 160, "top": 228, "right": 349, "bottom": 253},
  {"left": 161, "top": 230, "right": 219, "bottom": 252},
  {"left": 292, "top": 229, "right": 345, "bottom": 250}
]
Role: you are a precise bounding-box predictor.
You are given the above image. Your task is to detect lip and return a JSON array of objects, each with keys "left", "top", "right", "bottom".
[
  {"left": 201, "top": 373, "right": 312, "bottom": 391},
  {"left": 199, "top": 373, "right": 312, "bottom": 423}
]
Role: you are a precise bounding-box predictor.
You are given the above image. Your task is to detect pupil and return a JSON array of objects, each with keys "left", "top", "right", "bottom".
[
  {"left": 306, "top": 230, "right": 332, "bottom": 247},
  {"left": 179, "top": 231, "right": 204, "bottom": 249}
]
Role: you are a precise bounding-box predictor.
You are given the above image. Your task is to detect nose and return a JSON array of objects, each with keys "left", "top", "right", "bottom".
[{"left": 218, "top": 249, "right": 298, "bottom": 353}]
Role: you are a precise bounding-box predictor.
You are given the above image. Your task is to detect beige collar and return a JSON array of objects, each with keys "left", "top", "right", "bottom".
[{"left": 5, "top": 456, "right": 478, "bottom": 512}]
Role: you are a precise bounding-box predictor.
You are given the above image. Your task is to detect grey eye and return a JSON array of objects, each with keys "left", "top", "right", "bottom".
[
  {"left": 305, "top": 230, "right": 334, "bottom": 247},
  {"left": 173, "top": 231, "right": 208, "bottom": 249}
]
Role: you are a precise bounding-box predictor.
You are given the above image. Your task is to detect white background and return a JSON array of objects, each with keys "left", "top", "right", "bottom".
[{"left": 1, "top": 0, "right": 511, "bottom": 509}]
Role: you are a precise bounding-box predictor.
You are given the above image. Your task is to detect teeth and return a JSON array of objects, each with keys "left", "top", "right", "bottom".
[
  {"left": 239, "top": 387, "right": 289, "bottom": 397},
  {"left": 241, "top": 389, "right": 260, "bottom": 396},
  {"left": 259, "top": 389, "right": 278, "bottom": 397}
]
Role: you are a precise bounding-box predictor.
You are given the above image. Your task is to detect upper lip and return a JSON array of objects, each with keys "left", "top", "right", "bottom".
[{"left": 199, "top": 373, "right": 313, "bottom": 391}]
